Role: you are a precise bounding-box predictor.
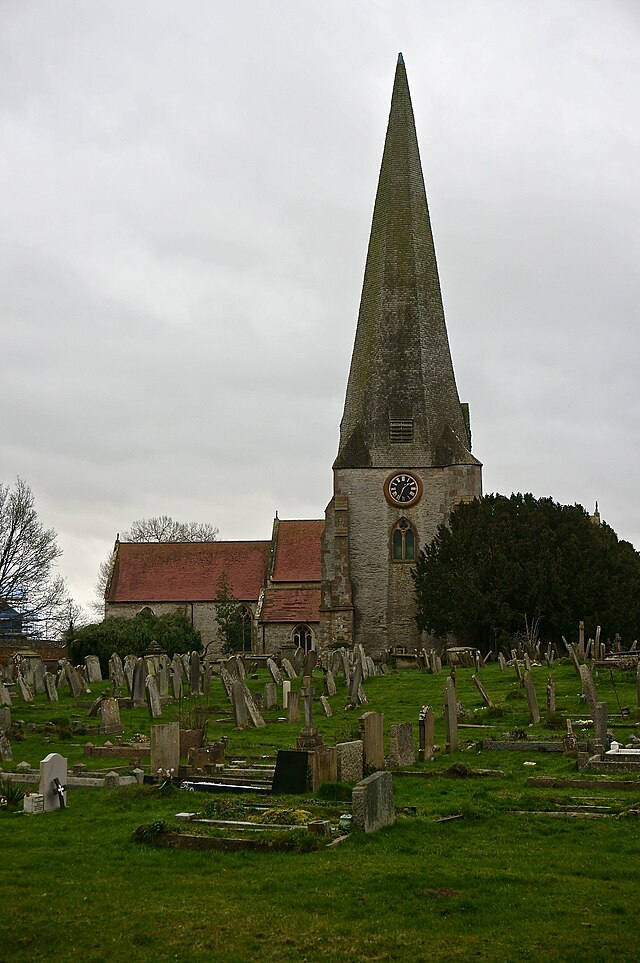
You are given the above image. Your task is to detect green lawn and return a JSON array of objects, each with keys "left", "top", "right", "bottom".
[{"left": 2, "top": 660, "right": 639, "bottom": 962}]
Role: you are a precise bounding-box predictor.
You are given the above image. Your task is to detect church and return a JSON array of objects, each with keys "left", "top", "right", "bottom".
[{"left": 105, "top": 55, "right": 482, "bottom": 657}]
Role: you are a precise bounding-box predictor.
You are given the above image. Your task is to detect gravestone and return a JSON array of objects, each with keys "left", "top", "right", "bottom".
[
  {"left": 593, "top": 701, "right": 608, "bottom": 753},
  {"left": 579, "top": 665, "right": 598, "bottom": 716},
  {"left": 287, "top": 690, "right": 301, "bottom": 723},
  {"left": 0, "top": 731, "right": 12, "bottom": 761},
  {"left": 17, "top": 674, "right": 33, "bottom": 703},
  {"left": 271, "top": 749, "right": 308, "bottom": 794},
  {"left": 84, "top": 655, "right": 102, "bottom": 683},
  {"left": 171, "top": 670, "right": 183, "bottom": 701},
  {"left": 336, "top": 740, "right": 364, "bottom": 783},
  {"left": 108, "top": 653, "right": 126, "bottom": 688},
  {"left": 267, "top": 658, "right": 282, "bottom": 685},
  {"left": 145, "top": 676, "right": 163, "bottom": 719},
  {"left": 546, "top": 676, "right": 556, "bottom": 713},
  {"left": 340, "top": 650, "right": 351, "bottom": 688},
  {"left": 309, "top": 746, "right": 337, "bottom": 791},
  {"left": 324, "top": 669, "right": 337, "bottom": 698},
  {"left": 156, "top": 666, "right": 169, "bottom": 698},
  {"left": 150, "top": 722, "right": 180, "bottom": 774},
  {"left": 0, "top": 682, "right": 11, "bottom": 707},
  {"left": 189, "top": 652, "right": 201, "bottom": 694},
  {"left": 352, "top": 771, "right": 395, "bottom": 833},
  {"left": 292, "top": 646, "right": 305, "bottom": 673},
  {"left": 511, "top": 651, "right": 522, "bottom": 683},
  {"left": 0, "top": 706, "right": 10, "bottom": 730},
  {"left": 124, "top": 655, "right": 137, "bottom": 695},
  {"left": 418, "top": 705, "right": 435, "bottom": 761},
  {"left": 524, "top": 671, "right": 540, "bottom": 724},
  {"left": 100, "top": 696, "right": 123, "bottom": 734},
  {"left": 282, "top": 680, "right": 291, "bottom": 708},
  {"left": 443, "top": 678, "right": 459, "bottom": 753},
  {"left": 281, "top": 658, "right": 297, "bottom": 680},
  {"left": 359, "top": 711, "right": 384, "bottom": 773},
  {"left": 365, "top": 656, "right": 376, "bottom": 678},
  {"left": 387, "top": 722, "right": 415, "bottom": 768},
  {"left": 33, "top": 660, "right": 46, "bottom": 694},
  {"left": 320, "top": 695, "right": 332, "bottom": 716},
  {"left": 132, "top": 659, "right": 147, "bottom": 707},
  {"left": 220, "top": 666, "right": 234, "bottom": 700},
  {"left": 66, "top": 663, "right": 86, "bottom": 697},
  {"left": 242, "top": 685, "right": 266, "bottom": 728},
  {"left": 263, "top": 682, "right": 278, "bottom": 710},
  {"left": 231, "top": 680, "right": 249, "bottom": 729},
  {"left": 43, "top": 672, "right": 58, "bottom": 703},
  {"left": 471, "top": 674, "right": 494, "bottom": 707},
  {"left": 349, "top": 661, "right": 363, "bottom": 707},
  {"left": 39, "top": 753, "right": 68, "bottom": 811},
  {"left": 303, "top": 649, "right": 318, "bottom": 678}
]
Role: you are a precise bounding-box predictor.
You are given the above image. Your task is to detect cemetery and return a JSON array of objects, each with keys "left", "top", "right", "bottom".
[{"left": 1, "top": 638, "right": 640, "bottom": 960}]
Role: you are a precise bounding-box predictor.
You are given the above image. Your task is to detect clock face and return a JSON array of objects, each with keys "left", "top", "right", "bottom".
[{"left": 386, "top": 472, "right": 421, "bottom": 506}]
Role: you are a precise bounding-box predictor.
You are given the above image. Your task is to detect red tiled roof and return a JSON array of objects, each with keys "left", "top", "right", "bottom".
[
  {"left": 107, "top": 541, "right": 270, "bottom": 603},
  {"left": 260, "top": 587, "right": 321, "bottom": 623},
  {"left": 272, "top": 519, "right": 324, "bottom": 582}
]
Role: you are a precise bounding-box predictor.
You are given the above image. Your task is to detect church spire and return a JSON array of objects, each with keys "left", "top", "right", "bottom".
[{"left": 335, "top": 54, "right": 478, "bottom": 470}]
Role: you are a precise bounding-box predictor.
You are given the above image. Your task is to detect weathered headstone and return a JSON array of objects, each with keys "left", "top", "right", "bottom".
[
  {"left": 309, "top": 746, "right": 337, "bottom": 791},
  {"left": 281, "top": 658, "right": 297, "bottom": 680},
  {"left": 108, "top": 652, "right": 126, "bottom": 688},
  {"left": 359, "top": 711, "right": 384, "bottom": 773},
  {"left": 189, "top": 651, "right": 201, "bottom": 694},
  {"left": 132, "top": 658, "right": 147, "bottom": 707},
  {"left": 324, "top": 669, "right": 337, "bottom": 698},
  {"left": 33, "top": 660, "right": 46, "bottom": 694},
  {"left": 39, "top": 753, "right": 67, "bottom": 811},
  {"left": 579, "top": 665, "right": 598, "bottom": 716},
  {"left": 0, "top": 706, "right": 11, "bottom": 730},
  {"left": 349, "top": 661, "right": 363, "bottom": 706},
  {"left": 418, "top": 705, "right": 435, "bottom": 761},
  {"left": 287, "top": 690, "right": 301, "bottom": 723},
  {"left": 340, "top": 650, "right": 351, "bottom": 688},
  {"left": 156, "top": 666, "right": 169, "bottom": 698},
  {"left": 263, "top": 682, "right": 278, "bottom": 710},
  {"left": 267, "top": 658, "right": 282, "bottom": 685},
  {"left": 220, "top": 666, "right": 234, "bottom": 700},
  {"left": 150, "top": 722, "right": 180, "bottom": 774},
  {"left": 336, "top": 740, "right": 364, "bottom": 783},
  {"left": 320, "top": 695, "right": 332, "bottom": 716},
  {"left": 171, "top": 670, "right": 183, "bottom": 700},
  {"left": 243, "top": 685, "right": 266, "bottom": 728},
  {"left": 41, "top": 672, "right": 58, "bottom": 703},
  {"left": 523, "top": 671, "right": 540, "bottom": 724},
  {"left": 471, "top": 674, "right": 494, "bottom": 707},
  {"left": 443, "top": 677, "right": 459, "bottom": 753},
  {"left": 352, "top": 771, "right": 395, "bottom": 833},
  {"left": 511, "top": 651, "right": 522, "bottom": 683},
  {"left": 145, "top": 675, "right": 163, "bottom": 719},
  {"left": 231, "top": 680, "right": 249, "bottom": 729},
  {"left": 546, "top": 676, "right": 556, "bottom": 713},
  {"left": 387, "top": 722, "right": 415, "bottom": 768},
  {"left": 0, "top": 682, "right": 11, "bottom": 707},
  {"left": 303, "top": 649, "right": 318, "bottom": 678},
  {"left": 100, "top": 696, "right": 123, "bottom": 734},
  {"left": 84, "top": 655, "right": 102, "bottom": 683},
  {"left": 124, "top": 655, "right": 137, "bottom": 695},
  {"left": 593, "top": 701, "right": 608, "bottom": 753},
  {"left": 0, "top": 730, "right": 12, "bottom": 761},
  {"left": 282, "top": 679, "right": 291, "bottom": 709},
  {"left": 17, "top": 673, "right": 33, "bottom": 703}
]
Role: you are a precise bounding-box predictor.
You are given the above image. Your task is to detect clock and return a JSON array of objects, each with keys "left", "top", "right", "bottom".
[{"left": 384, "top": 471, "right": 422, "bottom": 507}]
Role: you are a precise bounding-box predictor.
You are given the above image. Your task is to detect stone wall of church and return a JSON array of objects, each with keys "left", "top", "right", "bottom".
[
  {"left": 103, "top": 600, "right": 259, "bottom": 657},
  {"left": 333, "top": 463, "right": 482, "bottom": 656}
]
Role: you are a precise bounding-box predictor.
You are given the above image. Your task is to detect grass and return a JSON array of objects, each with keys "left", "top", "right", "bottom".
[{"left": 2, "top": 659, "right": 640, "bottom": 961}]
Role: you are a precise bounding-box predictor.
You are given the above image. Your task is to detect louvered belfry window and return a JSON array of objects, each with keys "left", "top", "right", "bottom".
[{"left": 389, "top": 419, "right": 414, "bottom": 443}]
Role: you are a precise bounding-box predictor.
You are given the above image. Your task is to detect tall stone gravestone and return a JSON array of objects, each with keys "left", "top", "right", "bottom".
[
  {"left": 145, "top": 676, "right": 163, "bottom": 719},
  {"left": 132, "top": 659, "right": 147, "bottom": 707},
  {"left": 150, "top": 722, "right": 180, "bottom": 774},
  {"left": 443, "top": 678, "right": 459, "bottom": 753},
  {"left": 39, "top": 753, "right": 67, "bottom": 811},
  {"left": 33, "top": 660, "right": 46, "bottom": 695},
  {"left": 387, "top": 722, "right": 415, "bottom": 768},
  {"left": 84, "top": 655, "right": 102, "bottom": 683},
  {"left": 336, "top": 740, "right": 364, "bottom": 783},
  {"left": 108, "top": 653, "right": 126, "bottom": 688},
  {"left": 189, "top": 652, "right": 201, "bottom": 694},
  {"left": 352, "top": 771, "right": 395, "bottom": 833},
  {"left": 418, "top": 705, "right": 435, "bottom": 761},
  {"left": 100, "top": 696, "right": 123, "bottom": 734},
  {"left": 267, "top": 658, "right": 282, "bottom": 685},
  {"left": 524, "top": 671, "right": 540, "bottom": 724},
  {"left": 359, "top": 711, "right": 384, "bottom": 773},
  {"left": 44, "top": 672, "right": 59, "bottom": 703}
]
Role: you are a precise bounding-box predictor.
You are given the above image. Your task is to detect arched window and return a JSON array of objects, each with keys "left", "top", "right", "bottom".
[
  {"left": 139, "top": 605, "right": 155, "bottom": 617},
  {"left": 239, "top": 606, "right": 253, "bottom": 652},
  {"left": 293, "top": 624, "right": 314, "bottom": 653},
  {"left": 391, "top": 518, "right": 417, "bottom": 562}
]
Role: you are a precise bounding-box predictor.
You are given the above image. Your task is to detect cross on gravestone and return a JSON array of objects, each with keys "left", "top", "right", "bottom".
[{"left": 39, "top": 753, "right": 68, "bottom": 811}]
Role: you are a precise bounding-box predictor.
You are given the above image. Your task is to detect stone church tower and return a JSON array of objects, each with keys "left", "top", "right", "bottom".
[{"left": 320, "top": 54, "right": 482, "bottom": 656}]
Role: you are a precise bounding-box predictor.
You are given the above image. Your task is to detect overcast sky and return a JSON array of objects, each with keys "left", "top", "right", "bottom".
[{"left": 2, "top": 1, "right": 639, "bottom": 615}]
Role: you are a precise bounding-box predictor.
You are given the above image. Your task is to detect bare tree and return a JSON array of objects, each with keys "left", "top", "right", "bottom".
[
  {"left": 0, "top": 478, "right": 71, "bottom": 637},
  {"left": 121, "top": 515, "right": 219, "bottom": 543}
]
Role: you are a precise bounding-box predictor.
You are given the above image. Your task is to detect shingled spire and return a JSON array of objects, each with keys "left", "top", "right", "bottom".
[{"left": 335, "top": 54, "right": 478, "bottom": 470}]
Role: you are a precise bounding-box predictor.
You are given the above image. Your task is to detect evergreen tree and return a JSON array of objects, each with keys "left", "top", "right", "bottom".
[{"left": 413, "top": 493, "right": 640, "bottom": 651}]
